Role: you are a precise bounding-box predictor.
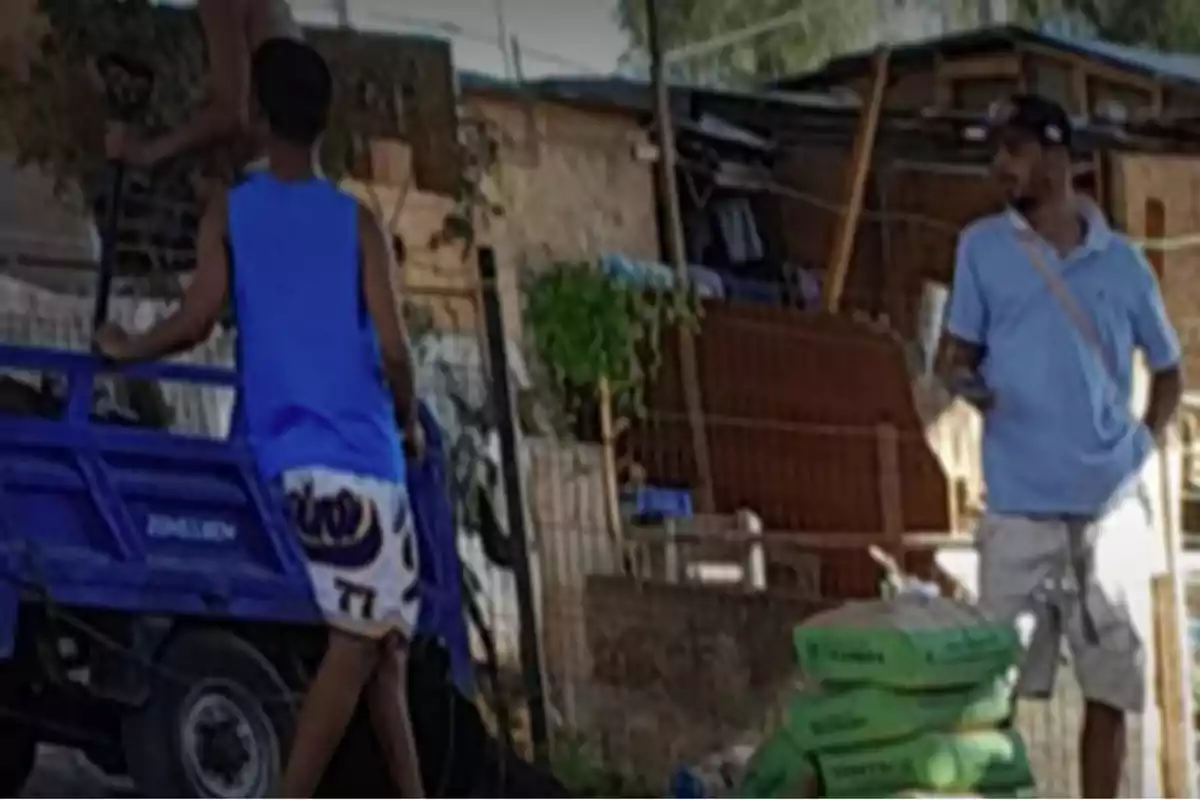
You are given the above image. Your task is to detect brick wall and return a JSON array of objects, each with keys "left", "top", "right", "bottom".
[
  {"left": 583, "top": 575, "right": 832, "bottom": 779},
  {"left": 474, "top": 95, "right": 659, "bottom": 268},
  {"left": 358, "top": 91, "right": 659, "bottom": 340}
]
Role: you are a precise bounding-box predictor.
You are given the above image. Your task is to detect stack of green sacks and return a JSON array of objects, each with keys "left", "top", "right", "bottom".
[{"left": 739, "top": 595, "right": 1037, "bottom": 798}]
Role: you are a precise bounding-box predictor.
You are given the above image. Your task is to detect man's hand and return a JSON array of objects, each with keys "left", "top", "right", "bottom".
[
  {"left": 1143, "top": 365, "right": 1183, "bottom": 444},
  {"left": 105, "top": 122, "right": 159, "bottom": 168},
  {"left": 404, "top": 422, "right": 426, "bottom": 463},
  {"left": 945, "top": 369, "right": 995, "bottom": 412},
  {"left": 93, "top": 322, "right": 135, "bottom": 362},
  {"left": 934, "top": 337, "right": 994, "bottom": 413}
]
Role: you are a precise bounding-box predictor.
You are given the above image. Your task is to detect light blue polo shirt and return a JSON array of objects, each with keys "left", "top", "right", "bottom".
[{"left": 945, "top": 203, "right": 1181, "bottom": 516}]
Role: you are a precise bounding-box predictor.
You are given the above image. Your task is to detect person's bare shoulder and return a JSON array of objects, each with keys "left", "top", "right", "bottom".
[{"left": 197, "top": 0, "right": 246, "bottom": 24}]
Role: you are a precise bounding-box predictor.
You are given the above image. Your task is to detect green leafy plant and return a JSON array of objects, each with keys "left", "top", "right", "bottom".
[
  {"left": 429, "top": 112, "right": 506, "bottom": 256},
  {"left": 525, "top": 261, "right": 700, "bottom": 429}
]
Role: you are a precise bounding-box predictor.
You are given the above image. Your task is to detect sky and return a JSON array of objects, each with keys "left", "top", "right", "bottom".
[{"left": 283, "top": 0, "right": 628, "bottom": 78}]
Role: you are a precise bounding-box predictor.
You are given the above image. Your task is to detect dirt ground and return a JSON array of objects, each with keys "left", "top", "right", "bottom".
[{"left": 22, "top": 746, "right": 130, "bottom": 799}]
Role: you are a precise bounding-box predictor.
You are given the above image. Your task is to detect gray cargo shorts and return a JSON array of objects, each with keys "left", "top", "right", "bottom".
[{"left": 975, "top": 489, "right": 1157, "bottom": 713}]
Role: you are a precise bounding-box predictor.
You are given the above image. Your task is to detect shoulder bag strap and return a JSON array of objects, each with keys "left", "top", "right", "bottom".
[
  {"left": 1014, "top": 229, "right": 1118, "bottom": 645},
  {"left": 1014, "top": 230, "right": 1117, "bottom": 381}
]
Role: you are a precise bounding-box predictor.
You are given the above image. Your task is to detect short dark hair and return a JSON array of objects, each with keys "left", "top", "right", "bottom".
[{"left": 251, "top": 38, "right": 332, "bottom": 146}]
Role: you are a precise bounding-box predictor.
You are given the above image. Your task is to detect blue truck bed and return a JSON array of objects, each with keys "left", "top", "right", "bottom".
[{"left": 0, "top": 343, "right": 322, "bottom": 658}]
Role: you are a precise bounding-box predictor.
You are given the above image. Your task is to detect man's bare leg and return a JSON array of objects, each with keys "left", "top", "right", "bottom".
[
  {"left": 280, "top": 630, "right": 380, "bottom": 798},
  {"left": 1080, "top": 699, "right": 1125, "bottom": 798},
  {"left": 366, "top": 635, "right": 424, "bottom": 796}
]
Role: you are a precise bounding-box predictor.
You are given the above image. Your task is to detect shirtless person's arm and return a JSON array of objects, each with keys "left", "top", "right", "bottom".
[
  {"left": 357, "top": 202, "right": 423, "bottom": 460},
  {"left": 107, "top": 0, "right": 258, "bottom": 168},
  {"left": 92, "top": 190, "right": 230, "bottom": 361}
]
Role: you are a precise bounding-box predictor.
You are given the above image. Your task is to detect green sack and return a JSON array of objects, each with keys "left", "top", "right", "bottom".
[
  {"left": 784, "top": 678, "right": 1012, "bottom": 753},
  {"left": 737, "top": 730, "right": 817, "bottom": 799},
  {"left": 816, "top": 729, "right": 1034, "bottom": 798},
  {"left": 795, "top": 597, "right": 1020, "bottom": 689}
]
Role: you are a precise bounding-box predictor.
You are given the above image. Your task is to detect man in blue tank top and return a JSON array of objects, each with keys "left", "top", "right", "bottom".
[{"left": 94, "top": 39, "right": 424, "bottom": 798}]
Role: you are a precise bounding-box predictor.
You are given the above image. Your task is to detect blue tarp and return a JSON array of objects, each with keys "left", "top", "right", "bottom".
[
  {"left": 600, "top": 253, "right": 725, "bottom": 299},
  {"left": 409, "top": 402, "right": 474, "bottom": 692}
]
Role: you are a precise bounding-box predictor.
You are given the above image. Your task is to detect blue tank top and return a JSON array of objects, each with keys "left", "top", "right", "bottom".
[{"left": 226, "top": 174, "right": 404, "bottom": 483}]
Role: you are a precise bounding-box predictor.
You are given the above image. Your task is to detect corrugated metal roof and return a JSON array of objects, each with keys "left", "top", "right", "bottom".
[
  {"left": 459, "top": 71, "right": 662, "bottom": 115},
  {"left": 777, "top": 25, "right": 1200, "bottom": 91},
  {"left": 460, "top": 70, "right": 859, "bottom": 122},
  {"left": 1039, "top": 29, "right": 1200, "bottom": 84}
]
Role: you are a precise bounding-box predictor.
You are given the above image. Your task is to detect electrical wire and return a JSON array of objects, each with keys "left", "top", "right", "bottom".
[
  {"left": 360, "top": 8, "right": 603, "bottom": 75},
  {"left": 662, "top": 7, "right": 819, "bottom": 65}
]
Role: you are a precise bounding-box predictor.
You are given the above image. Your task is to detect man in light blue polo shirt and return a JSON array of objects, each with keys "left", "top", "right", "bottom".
[{"left": 941, "top": 94, "right": 1182, "bottom": 798}]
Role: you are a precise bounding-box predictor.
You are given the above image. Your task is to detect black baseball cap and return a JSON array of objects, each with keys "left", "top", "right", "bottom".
[{"left": 988, "top": 94, "right": 1073, "bottom": 149}]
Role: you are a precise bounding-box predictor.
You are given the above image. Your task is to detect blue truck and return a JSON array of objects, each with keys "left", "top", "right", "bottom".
[
  {"left": 0, "top": 346, "right": 343, "bottom": 796},
  {"left": 0, "top": 344, "right": 554, "bottom": 798}
]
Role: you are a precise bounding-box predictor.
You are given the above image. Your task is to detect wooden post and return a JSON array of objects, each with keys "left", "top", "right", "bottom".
[
  {"left": 597, "top": 377, "right": 627, "bottom": 569},
  {"left": 1140, "top": 198, "right": 1194, "bottom": 797},
  {"left": 1091, "top": 150, "right": 1108, "bottom": 214},
  {"left": 933, "top": 53, "right": 952, "bottom": 111},
  {"left": 494, "top": 0, "right": 513, "bottom": 79},
  {"left": 877, "top": 423, "right": 905, "bottom": 567},
  {"left": 646, "top": 0, "right": 716, "bottom": 513},
  {"left": 478, "top": 247, "right": 551, "bottom": 766},
  {"left": 1152, "top": 423, "right": 1195, "bottom": 798},
  {"left": 333, "top": 0, "right": 350, "bottom": 28},
  {"left": 738, "top": 508, "right": 767, "bottom": 591},
  {"left": 1071, "top": 64, "right": 1089, "bottom": 116},
  {"left": 823, "top": 48, "right": 889, "bottom": 314}
]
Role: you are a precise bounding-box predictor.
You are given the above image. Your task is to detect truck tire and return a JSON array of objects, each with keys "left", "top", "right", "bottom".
[
  {"left": 0, "top": 728, "right": 36, "bottom": 796},
  {"left": 121, "top": 629, "right": 295, "bottom": 798}
]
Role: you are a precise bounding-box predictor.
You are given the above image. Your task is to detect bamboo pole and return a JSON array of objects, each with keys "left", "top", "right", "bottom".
[
  {"left": 1153, "top": 422, "right": 1194, "bottom": 798},
  {"left": 1142, "top": 197, "right": 1195, "bottom": 798},
  {"left": 646, "top": 0, "right": 715, "bottom": 513},
  {"left": 823, "top": 48, "right": 889, "bottom": 313},
  {"left": 597, "top": 377, "right": 627, "bottom": 571}
]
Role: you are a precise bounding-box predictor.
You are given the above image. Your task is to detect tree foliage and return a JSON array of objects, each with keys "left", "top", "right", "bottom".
[
  {"left": 614, "top": 0, "right": 878, "bottom": 86},
  {"left": 0, "top": 0, "right": 204, "bottom": 196},
  {"left": 0, "top": 0, "right": 494, "bottom": 272},
  {"left": 988, "top": 0, "right": 1200, "bottom": 52},
  {"left": 615, "top": 0, "right": 1200, "bottom": 87}
]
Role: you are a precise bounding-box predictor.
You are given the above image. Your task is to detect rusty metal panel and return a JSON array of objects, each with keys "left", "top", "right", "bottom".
[{"left": 633, "top": 305, "right": 953, "bottom": 545}]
